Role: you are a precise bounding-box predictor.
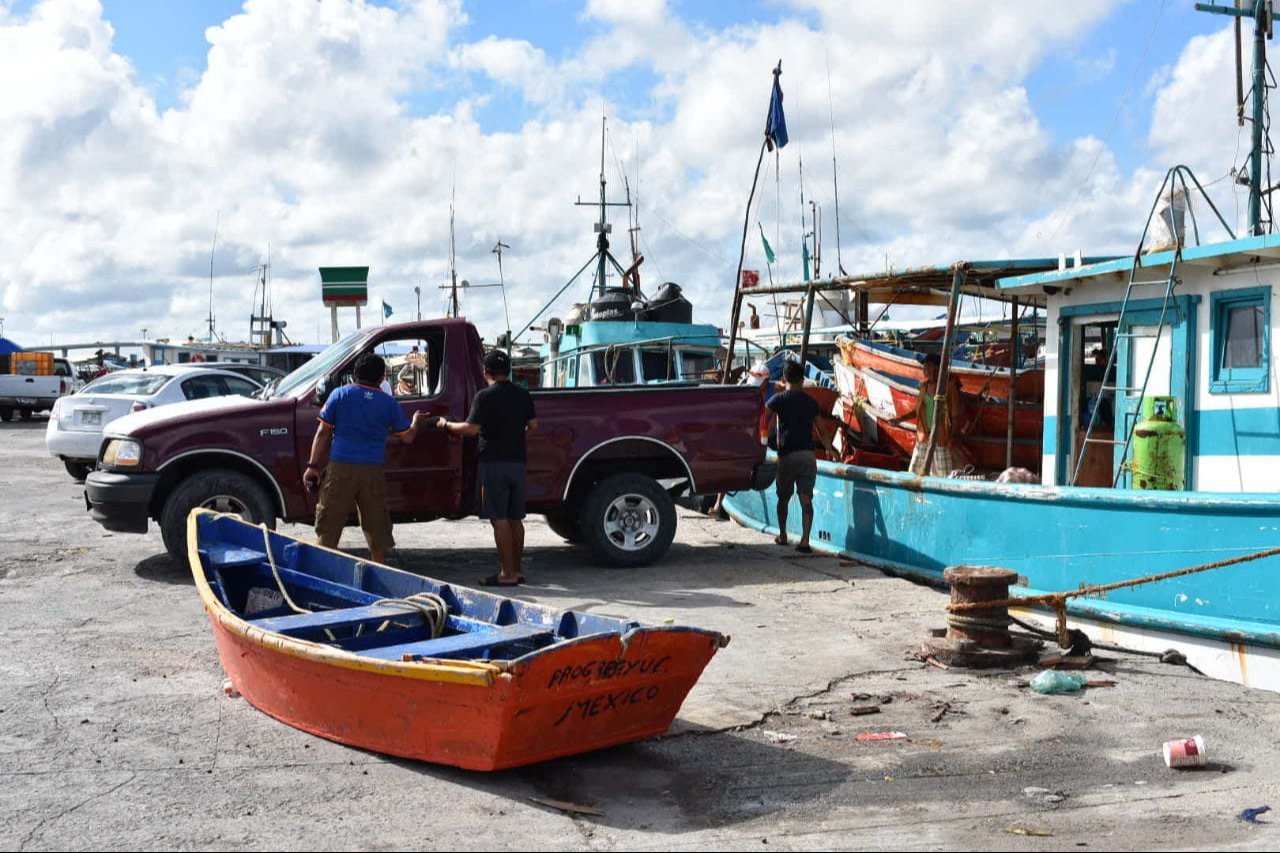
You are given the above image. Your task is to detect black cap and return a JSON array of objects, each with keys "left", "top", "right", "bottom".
[{"left": 483, "top": 349, "right": 511, "bottom": 376}]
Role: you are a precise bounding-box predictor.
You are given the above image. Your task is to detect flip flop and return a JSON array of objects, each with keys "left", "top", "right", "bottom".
[
  {"left": 478, "top": 573, "right": 522, "bottom": 587},
  {"left": 794, "top": 544, "right": 813, "bottom": 554}
]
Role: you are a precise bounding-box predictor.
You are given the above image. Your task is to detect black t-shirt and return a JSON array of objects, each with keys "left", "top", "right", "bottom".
[
  {"left": 766, "top": 389, "right": 820, "bottom": 455},
  {"left": 467, "top": 380, "right": 537, "bottom": 462}
]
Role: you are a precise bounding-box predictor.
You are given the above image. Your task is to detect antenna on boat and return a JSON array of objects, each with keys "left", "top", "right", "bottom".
[
  {"left": 1199, "top": 1, "right": 1274, "bottom": 234},
  {"left": 249, "top": 244, "right": 274, "bottom": 347},
  {"left": 207, "top": 211, "right": 220, "bottom": 343},
  {"left": 574, "top": 115, "right": 633, "bottom": 299},
  {"left": 447, "top": 176, "right": 460, "bottom": 318},
  {"left": 492, "top": 239, "right": 512, "bottom": 352}
]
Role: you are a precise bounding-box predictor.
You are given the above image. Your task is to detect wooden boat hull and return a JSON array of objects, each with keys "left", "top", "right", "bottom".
[
  {"left": 838, "top": 336, "right": 1045, "bottom": 401},
  {"left": 723, "top": 460, "right": 1280, "bottom": 692},
  {"left": 189, "top": 511, "right": 725, "bottom": 771}
]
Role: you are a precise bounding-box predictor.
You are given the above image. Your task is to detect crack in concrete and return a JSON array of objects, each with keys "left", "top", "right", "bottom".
[{"left": 17, "top": 772, "right": 136, "bottom": 852}]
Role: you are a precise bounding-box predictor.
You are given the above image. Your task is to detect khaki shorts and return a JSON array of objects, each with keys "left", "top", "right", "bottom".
[
  {"left": 776, "top": 450, "right": 817, "bottom": 498},
  {"left": 314, "top": 461, "right": 395, "bottom": 553}
]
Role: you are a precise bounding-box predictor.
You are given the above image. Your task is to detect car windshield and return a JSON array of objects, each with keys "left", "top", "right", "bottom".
[
  {"left": 81, "top": 373, "right": 170, "bottom": 396},
  {"left": 270, "top": 329, "right": 372, "bottom": 399}
]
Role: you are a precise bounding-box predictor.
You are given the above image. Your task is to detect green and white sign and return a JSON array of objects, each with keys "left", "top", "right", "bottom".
[{"left": 319, "top": 266, "right": 369, "bottom": 307}]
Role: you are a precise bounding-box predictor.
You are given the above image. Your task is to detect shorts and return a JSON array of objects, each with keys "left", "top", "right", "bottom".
[
  {"left": 478, "top": 461, "right": 526, "bottom": 520},
  {"left": 776, "top": 450, "right": 817, "bottom": 499},
  {"left": 314, "top": 461, "right": 394, "bottom": 552}
]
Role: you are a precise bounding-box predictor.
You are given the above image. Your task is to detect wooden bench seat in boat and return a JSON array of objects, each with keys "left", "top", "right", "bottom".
[{"left": 357, "top": 623, "right": 552, "bottom": 661}]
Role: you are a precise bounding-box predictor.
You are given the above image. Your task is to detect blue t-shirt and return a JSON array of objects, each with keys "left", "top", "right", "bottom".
[
  {"left": 318, "top": 383, "right": 410, "bottom": 464},
  {"left": 766, "top": 389, "right": 820, "bottom": 455}
]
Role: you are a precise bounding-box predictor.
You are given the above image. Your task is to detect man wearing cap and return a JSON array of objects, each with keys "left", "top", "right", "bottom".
[
  {"left": 303, "top": 352, "right": 431, "bottom": 565},
  {"left": 436, "top": 350, "right": 538, "bottom": 586}
]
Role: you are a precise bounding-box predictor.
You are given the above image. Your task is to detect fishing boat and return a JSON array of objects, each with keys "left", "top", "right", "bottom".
[
  {"left": 187, "top": 510, "right": 727, "bottom": 770},
  {"left": 838, "top": 336, "right": 1045, "bottom": 401},
  {"left": 724, "top": 237, "right": 1280, "bottom": 692}
]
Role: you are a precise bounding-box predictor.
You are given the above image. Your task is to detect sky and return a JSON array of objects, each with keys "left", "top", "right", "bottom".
[{"left": 0, "top": 0, "right": 1266, "bottom": 350}]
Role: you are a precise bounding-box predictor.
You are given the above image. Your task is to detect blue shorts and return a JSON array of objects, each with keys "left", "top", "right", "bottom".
[{"left": 478, "top": 461, "right": 526, "bottom": 520}]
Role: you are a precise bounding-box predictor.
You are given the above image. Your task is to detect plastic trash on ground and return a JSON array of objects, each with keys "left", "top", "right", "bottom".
[{"left": 1029, "top": 670, "right": 1087, "bottom": 694}]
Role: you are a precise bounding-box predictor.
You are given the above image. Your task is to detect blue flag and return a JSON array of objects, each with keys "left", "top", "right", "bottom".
[
  {"left": 382, "top": 300, "right": 393, "bottom": 319},
  {"left": 765, "top": 64, "right": 788, "bottom": 151}
]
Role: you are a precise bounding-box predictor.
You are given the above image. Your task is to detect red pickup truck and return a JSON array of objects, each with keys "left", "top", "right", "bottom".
[{"left": 85, "top": 319, "right": 771, "bottom": 566}]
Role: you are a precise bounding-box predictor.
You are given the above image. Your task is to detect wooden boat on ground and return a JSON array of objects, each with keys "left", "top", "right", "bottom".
[{"left": 188, "top": 510, "right": 727, "bottom": 771}]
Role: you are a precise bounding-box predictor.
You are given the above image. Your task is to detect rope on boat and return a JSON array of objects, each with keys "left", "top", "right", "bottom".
[
  {"left": 372, "top": 593, "right": 450, "bottom": 639},
  {"left": 947, "top": 545, "right": 1280, "bottom": 647},
  {"left": 260, "top": 523, "right": 312, "bottom": 615}
]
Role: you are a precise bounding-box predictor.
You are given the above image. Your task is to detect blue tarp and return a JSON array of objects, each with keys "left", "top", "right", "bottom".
[{"left": 0, "top": 337, "right": 22, "bottom": 355}]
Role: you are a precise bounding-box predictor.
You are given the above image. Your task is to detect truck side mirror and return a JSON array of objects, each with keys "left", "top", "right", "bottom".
[{"left": 313, "top": 376, "right": 330, "bottom": 406}]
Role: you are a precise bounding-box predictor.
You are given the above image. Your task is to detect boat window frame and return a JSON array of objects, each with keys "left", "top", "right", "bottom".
[{"left": 1209, "top": 285, "right": 1271, "bottom": 395}]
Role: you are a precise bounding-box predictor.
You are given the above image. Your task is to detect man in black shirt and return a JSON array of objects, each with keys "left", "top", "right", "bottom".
[
  {"left": 437, "top": 350, "right": 538, "bottom": 585},
  {"left": 766, "top": 360, "right": 820, "bottom": 553}
]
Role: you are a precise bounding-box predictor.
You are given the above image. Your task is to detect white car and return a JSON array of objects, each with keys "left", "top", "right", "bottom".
[{"left": 47, "top": 365, "right": 262, "bottom": 480}]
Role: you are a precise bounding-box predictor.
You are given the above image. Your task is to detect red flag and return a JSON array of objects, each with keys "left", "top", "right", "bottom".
[{"left": 741, "top": 269, "right": 760, "bottom": 289}]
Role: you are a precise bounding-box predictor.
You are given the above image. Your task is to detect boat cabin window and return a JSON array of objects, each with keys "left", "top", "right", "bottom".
[
  {"left": 1210, "top": 286, "right": 1270, "bottom": 394},
  {"left": 640, "top": 349, "right": 674, "bottom": 382},
  {"left": 592, "top": 349, "right": 636, "bottom": 385},
  {"left": 679, "top": 350, "right": 717, "bottom": 381}
]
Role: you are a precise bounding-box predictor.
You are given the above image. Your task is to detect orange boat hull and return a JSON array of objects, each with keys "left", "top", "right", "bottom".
[{"left": 206, "top": 605, "right": 722, "bottom": 771}]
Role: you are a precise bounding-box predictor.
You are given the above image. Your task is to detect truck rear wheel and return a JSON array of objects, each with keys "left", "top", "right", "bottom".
[
  {"left": 63, "top": 460, "right": 93, "bottom": 481},
  {"left": 580, "top": 473, "right": 676, "bottom": 567},
  {"left": 160, "top": 469, "right": 275, "bottom": 559},
  {"left": 18, "top": 408, "right": 33, "bottom": 421},
  {"left": 543, "top": 511, "right": 582, "bottom": 544},
  {"left": 0, "top": 407, "right": 12, "bottom": 422}
]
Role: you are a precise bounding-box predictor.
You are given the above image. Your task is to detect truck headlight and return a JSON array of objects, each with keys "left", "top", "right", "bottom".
[{"left": 102, "top": 439, "right": 143, "bottom": 468}]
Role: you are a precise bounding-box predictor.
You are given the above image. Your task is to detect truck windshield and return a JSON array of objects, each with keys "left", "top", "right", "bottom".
[{"left": 270, "top": 329, "right": 372, "bottom": 399}]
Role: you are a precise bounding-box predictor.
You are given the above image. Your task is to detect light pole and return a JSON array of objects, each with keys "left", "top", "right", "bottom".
[{"left": 414, "top": 285, "right": 421, "bottom": 321}]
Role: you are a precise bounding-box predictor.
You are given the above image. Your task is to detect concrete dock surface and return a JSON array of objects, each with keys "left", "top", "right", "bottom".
[{"left": 2, "top": 421, "right": 1276, "bottom": 851}]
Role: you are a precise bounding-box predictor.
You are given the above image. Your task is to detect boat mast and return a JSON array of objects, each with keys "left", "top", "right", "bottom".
[
  {"left": 573, "top": 115, "right": 632, "bottom": 299},
  {"left": 1197, "top": 1, "right": 1274, "bottom": 235}
]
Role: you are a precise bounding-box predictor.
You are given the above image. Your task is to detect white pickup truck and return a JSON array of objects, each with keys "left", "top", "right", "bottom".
[{"left": 0, "top": 357, "right": 80, "bottom": 421}]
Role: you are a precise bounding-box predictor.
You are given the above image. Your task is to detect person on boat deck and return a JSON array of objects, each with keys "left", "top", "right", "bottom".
[
  {"left": 888, "top": 353, "right": 974, "bottom": 477},
  {"left": 767, "top": 360, "right": 820, "bottom": 554},
  {"left": 436, "top": 349, "right": 538, "bottom": 586},
  {"left": 303, "top": 353, "right": 431, "bottom": 565},
  {"left": 394, "top": 365, "right": 417, "bottom": 396}
]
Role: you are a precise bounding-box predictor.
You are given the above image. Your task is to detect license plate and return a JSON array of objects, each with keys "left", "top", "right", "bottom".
[{"left": 81, "top": 412, "right": 101, "bottom": 426}]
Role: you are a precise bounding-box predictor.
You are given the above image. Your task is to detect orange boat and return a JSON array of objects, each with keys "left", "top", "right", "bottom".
[{"left": 188, "top": 510, "right": 727, "bottom": 771}]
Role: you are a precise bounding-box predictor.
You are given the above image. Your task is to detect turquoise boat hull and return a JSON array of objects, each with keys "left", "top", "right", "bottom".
[{"left": 723, "top": 458, "right": 1280, "bottom": 661}]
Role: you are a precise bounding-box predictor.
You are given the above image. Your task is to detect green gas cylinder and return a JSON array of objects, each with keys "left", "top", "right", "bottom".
[{"left": 1129, "top": 396, "right": 1185, "bottom": 490}]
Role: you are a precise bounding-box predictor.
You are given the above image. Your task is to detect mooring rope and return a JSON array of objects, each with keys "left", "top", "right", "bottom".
[
  {"left": 947, "top": 545, "right": 1280, "bottom": 647},
  {"left": 372, "top": 593, "right": 450, "bottom": 639}
]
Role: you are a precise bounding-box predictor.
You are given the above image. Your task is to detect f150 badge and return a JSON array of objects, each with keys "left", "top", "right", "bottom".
[{"left": 259, "top": 427, "right": 289, "bottom": 436}]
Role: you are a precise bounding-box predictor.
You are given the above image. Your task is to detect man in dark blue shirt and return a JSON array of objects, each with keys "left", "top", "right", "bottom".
[
  {"left": 766, "top": 360, "right": 820, "bottom": 553},
  {"left": 437, "top": 350, "right": 538, "bottom": 586},
  {"left": 304, "top": 353, "right": 430, "bottom": 565}
]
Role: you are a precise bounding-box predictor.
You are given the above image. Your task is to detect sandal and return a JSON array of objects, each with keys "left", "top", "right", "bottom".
[
  {"left": 795, "top": 543, "right": 813, "bottom": 554},
  {"left": 478, "top": 573, "right": 522, "bottom": 587}
]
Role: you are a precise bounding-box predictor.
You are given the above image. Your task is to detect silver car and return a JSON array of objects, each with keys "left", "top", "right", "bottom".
[{"left": 47, "top": 365, "right": 262, "bottom": 480}]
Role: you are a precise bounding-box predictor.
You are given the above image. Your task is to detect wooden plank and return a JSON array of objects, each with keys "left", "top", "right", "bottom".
[{"left": 361, "top": 624, "right": 551, "bottom": 661}]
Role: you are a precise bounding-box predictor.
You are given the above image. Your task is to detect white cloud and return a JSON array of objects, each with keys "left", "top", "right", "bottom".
[{"left": 0, "top": 0, "right": 1256, "bottom": 353}]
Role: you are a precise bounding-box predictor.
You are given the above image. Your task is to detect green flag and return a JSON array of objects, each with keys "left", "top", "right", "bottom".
[{"left": 759, "top": 224, "right": 776, "bottom": 265}]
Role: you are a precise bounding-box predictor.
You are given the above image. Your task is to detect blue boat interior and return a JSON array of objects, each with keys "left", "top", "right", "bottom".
[{"left": 194, "top": 513, "right": 643, "bottom": 663}]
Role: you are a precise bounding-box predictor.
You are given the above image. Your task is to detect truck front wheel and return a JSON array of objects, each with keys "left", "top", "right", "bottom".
[
  {"left": 580, "top": 473, "right": 676, "bottom": 567},
  {"left": 0, "top": 407, "right": 12, "bottom": 422},
  {"left": 160, "top": 469, "right": 275, "bottom": 559}
]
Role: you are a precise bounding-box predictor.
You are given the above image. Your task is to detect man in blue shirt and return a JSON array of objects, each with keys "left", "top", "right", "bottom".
[
  {"left": 303, "top": 353, "right": 430, "bottom": 564},
  {"left": 766, "top": 360, "right": 820, "bottom": 553}
]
